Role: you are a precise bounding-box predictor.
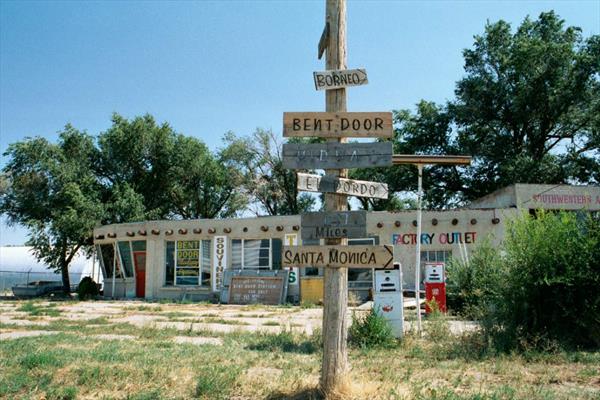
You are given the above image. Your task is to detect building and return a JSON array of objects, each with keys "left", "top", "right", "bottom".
[{"left": 92, "top": 184, "right": 600, "bottom": 303}]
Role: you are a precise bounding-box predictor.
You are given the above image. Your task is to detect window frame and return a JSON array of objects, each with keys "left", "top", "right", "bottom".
[{"left": 232, "top": 238, "right": 274, "bottom": 270}]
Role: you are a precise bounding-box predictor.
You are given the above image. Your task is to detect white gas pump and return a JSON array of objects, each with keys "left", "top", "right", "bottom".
[{"left": 373, "top": 262, "right": 404, "bottom": 338}]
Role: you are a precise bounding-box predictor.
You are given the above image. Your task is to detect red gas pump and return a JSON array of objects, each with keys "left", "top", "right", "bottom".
[{"left": 425, "top": 263, "right": 446, "bottom": 313}]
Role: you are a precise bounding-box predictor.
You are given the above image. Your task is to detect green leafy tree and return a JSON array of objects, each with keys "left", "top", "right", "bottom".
[
  {"left": 1, "top": 126, "right": 104, "bottom": 291},
  {"left": 222, "top": 129, "right": 315, "bottom": 215},
  {"left": 376, "top": 12, "right": 599, "bottom": 208},
  {"left": 98, "top": 114, "right": 245, "bottom": 221},
  {"left": 453, "top": 11, "right": 600, "bottom": 199}
]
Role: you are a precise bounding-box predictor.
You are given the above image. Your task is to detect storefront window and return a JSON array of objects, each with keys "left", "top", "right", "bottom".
[
  {"left": 165, "top": 240, "right": 211, "bottom": 286},
  {"left": 201, "top": 240, "right": 211, "bottom": 286},
  {"left": 421, "top": 250, "right": 452, "bottom": 263},
  {"left": 165, "top": 241, "right": 175, "bottom": 286},
  {"left": 231, "top": 239, "right": 276, "bottom": 269},
  {"left": 117, "top": 241, "right": 134, "bottom": 277},
  {"left": 97, "top": 244, "right": 123, "bottom": 279}
]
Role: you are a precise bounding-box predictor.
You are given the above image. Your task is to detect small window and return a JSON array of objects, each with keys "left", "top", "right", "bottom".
[
  {"left": 176, "top": 241, "right": 200, "bottom": 285},
  {"left": 201, "top": 240, "right": 211, "bottom": 286},
  {"left": 98, "top": 244, "right": 123, "bottom": 279}
]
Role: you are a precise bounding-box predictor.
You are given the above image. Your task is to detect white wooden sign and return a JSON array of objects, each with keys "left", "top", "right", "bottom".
[
  {"left": 313, "top": 68, "right": 368, "bottom": 90},
  {"left": 297, "top": 173, "right": 389, "bottom": 199},
  {"left": 212, "top": 236, "right": 227, "bottom": 292}
]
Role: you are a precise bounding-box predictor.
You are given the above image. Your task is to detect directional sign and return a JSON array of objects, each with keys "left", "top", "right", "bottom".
[
  {"left": 283, "top": 112, "right": 392, "bottom": 138},
  {"left": 282, "top": 245, "right": 394, "bottom": 269},
  {"left": 301, "top": 210, "right": 367, "bottom": 241},
  {"left": 282, "top": 142, "right": 393, "bottom": 170},
  {"left": 313, "top": 68, "right": 368, "bottom": 91},
  {"left": 297, "top": 173, "right": 388, "bottom": 199}
]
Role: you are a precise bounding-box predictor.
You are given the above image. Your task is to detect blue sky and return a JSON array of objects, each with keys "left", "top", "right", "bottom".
[{"left": 1, "top": 0, "right": 599, "bottom": 245}]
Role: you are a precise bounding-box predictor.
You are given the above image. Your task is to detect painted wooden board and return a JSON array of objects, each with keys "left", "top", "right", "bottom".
[
  {"left": 282, "top": 245, "right": 394, "bottom": 269},
  {"left": 283, "top": 112, "right": 392, "bottom": 138},
  {"left": 301, "top": 210, "right": 367, "bottom": 240},
  {"left": 297, "top": 173, "right": 388, "bottom": 199},
  {"left": 313, "top": 68, "right": 368, "bottom": 91},
  {"left": 282, "top": 142, "right": 393, "bottom": 170},
  {"left": 228, "top": 276, "right": 286, "bottom": 305}
]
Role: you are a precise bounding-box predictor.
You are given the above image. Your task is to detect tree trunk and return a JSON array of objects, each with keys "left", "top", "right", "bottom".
[{"left": 60, "top": 259, "right": 71, "bottom": 293}]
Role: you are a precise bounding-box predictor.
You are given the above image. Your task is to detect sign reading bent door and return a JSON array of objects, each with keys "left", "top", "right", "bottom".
[
  {"left": 212, "top": 236, "right": 227, "bottom": 292},
  {"left": 282, "top": 142, "right": 393, "bottom": 170},
  {"left": 282, "top": 245, "right": 394, "bottom": 269},
  {"left": 297, "top": 173, "right": 388, "bottom": 199},
  {"left": 283, "top": 112, "right": 392, "bottom": 138},
  {"left": 313, "top": 68, "right": 368, "bottom": 91},
  {"left": 301, "top": 210, "right": 367, "bottom": 240}
]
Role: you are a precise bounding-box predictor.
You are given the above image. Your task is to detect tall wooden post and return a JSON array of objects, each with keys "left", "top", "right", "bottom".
[{"left": 321, "top": 0, "right": 348, "bottom": 393}]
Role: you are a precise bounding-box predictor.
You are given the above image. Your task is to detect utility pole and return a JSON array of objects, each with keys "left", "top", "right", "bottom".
[{"left": 321, "top": 0, "right": 348, "bottom": 393}]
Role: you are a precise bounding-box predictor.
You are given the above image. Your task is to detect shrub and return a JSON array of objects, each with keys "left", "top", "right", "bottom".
[
  {"left": 449, "top": 211, "right": 600, "bottom": 350},
  {"left": 77, "top": 276, "right": 99, "bottom": 300},
  {"left": 348, "top": 308, "right": 395, "bottom": 349}
]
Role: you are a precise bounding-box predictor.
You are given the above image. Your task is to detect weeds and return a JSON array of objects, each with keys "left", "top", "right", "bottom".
[{"left": 348, "top": 308, "right": 395, "bottom": 349}]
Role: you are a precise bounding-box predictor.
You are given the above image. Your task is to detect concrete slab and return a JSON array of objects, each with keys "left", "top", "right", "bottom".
[
  {"left": 0, "top": 330, "right": 60, "bottom": 340},
  {"left": 173, "top": 336, "right": 223, "bottom": 346}
]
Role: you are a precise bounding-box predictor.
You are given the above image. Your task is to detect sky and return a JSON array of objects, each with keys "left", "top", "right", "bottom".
[{"left": 1, "top": 0, "right": 599, "bottom": 245}]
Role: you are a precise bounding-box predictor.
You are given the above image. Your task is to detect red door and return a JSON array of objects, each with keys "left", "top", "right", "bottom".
[{"left": 133, "top": 251, "right": 146, "bottom": 298}]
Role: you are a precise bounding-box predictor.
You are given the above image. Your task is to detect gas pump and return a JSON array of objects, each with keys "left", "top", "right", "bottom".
[
  {"left": 373, "top": 262, "right": 404, "bottom": 337},
  {"left": 425, "top": 263, "right": 446, "bottom": 313}
]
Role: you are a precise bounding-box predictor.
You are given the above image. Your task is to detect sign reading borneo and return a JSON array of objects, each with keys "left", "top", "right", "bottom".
[{"left": 392, "top": 232, "right": 477, "bottom": 245}]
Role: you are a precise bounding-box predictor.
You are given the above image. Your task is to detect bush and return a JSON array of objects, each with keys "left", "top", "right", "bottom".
[
  {"left": 348, "top": 308, "right": 395, "bottom": 349},
  {"left": 449, "top": 211, "right": 600, "bottom": 350},
  {"left": 77, "top": 277, "right": 99, "bottom": 300}
]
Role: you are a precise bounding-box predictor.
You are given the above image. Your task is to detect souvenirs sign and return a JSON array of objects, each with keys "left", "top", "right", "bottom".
[
  {"left": 283, "top": 112, "right": 392, "bottom": 138},
  {"left": 313, "top": 68, "right": 368, "bottom": 91},
  {"left": 282, "top": 142, "right": 393, "bottom": 170},
  {"left": 297, "top": 172, "right": 388, "bottom": 199},
  {"left": 301, "top": 210, "right": 367, "bottom": 240},
  {"left": 282, "top": 245, "right": 394, "bottom": 269}
]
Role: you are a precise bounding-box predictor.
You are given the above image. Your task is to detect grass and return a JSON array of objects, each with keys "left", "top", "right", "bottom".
[
  {"left": 1, "top": 299, "right": 599, "bottom": 400},
  {"left": 16, "top": 301, "right": 62, "bottom": 317}
]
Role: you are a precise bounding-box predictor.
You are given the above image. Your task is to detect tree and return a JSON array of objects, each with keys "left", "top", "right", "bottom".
[
  {"left": 222, "top": 129, "right": 316, "bottom": 215},
  {"left": 1, "top": 126, "right": 104, "bottom": 291},
  {"left": 97, "top": 113, "right": 246, "bottom": 221},
  {"left": 378, "top": 12, "right": 600, "bottom": 208},
  {"left": 452, "top": 11, "right": 600, "bottom": 200}
]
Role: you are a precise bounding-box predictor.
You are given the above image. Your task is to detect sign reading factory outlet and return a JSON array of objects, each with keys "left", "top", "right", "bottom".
[
  {"left": 282, "top": 245, "right": 394, "bottom": 269},
  {"left": 313, "top": 68, "right": 368, "bottom": 91},
  {"left": 297, "top": 172, "right": 388, "bottom": 199},
  {"left": 212, "top": 236, "right": 227, "bottom": 292},
  {"left": 283, "top": 112, "right": 392, "bottom": 138},
  {"left": 301, "top": 210, "right": 367, "bottom": 241},
  {"left": 282, "top": 142, "right": 393, "bottom": 170}
]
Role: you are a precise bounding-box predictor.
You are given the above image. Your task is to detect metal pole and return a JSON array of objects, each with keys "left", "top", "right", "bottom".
[
  {"left": 112, "top": 244, "right": 116, "bottom": 300},
  {"left": 415, "top": 164, "right": 423, "bottom": 335}
]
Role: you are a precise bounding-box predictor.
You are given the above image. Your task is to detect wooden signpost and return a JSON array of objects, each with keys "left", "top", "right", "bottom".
[
  {"left": 297, "top": 172, "right": 389, "bottom": 199},
  {"left": 283, "top": 112, "right": 392, "bottom": 138},
  {"left": 313, "top": 68, "right": 368, "bottom": 91},
  {"left": 282, "top": 142, "right": 392, "bottom": 169},
  {"left": 282, "top": 245, "right": 394, "bottom": 269},
  {"left": 300, "top": 210, "right": 367, "bottom": 240}
]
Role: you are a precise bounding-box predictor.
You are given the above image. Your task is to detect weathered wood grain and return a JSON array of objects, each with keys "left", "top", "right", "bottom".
[
  {"left": 283, "top": 112, "right": 392, "bottom": 138},
  {"left": 282, "top": 142, "right": 392, "bottom": 169},
  {"left": 297, "top": 173, "right": 389, "bottom": 199},
  {"left": 313, "top": 68, "right": 368, "bottom": 91},
  {"left": 282, "top": 245, "right": 394, "bottom": 269},
  {"left": 301, "top": 210, "right": 366, "bottom": 240}
]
